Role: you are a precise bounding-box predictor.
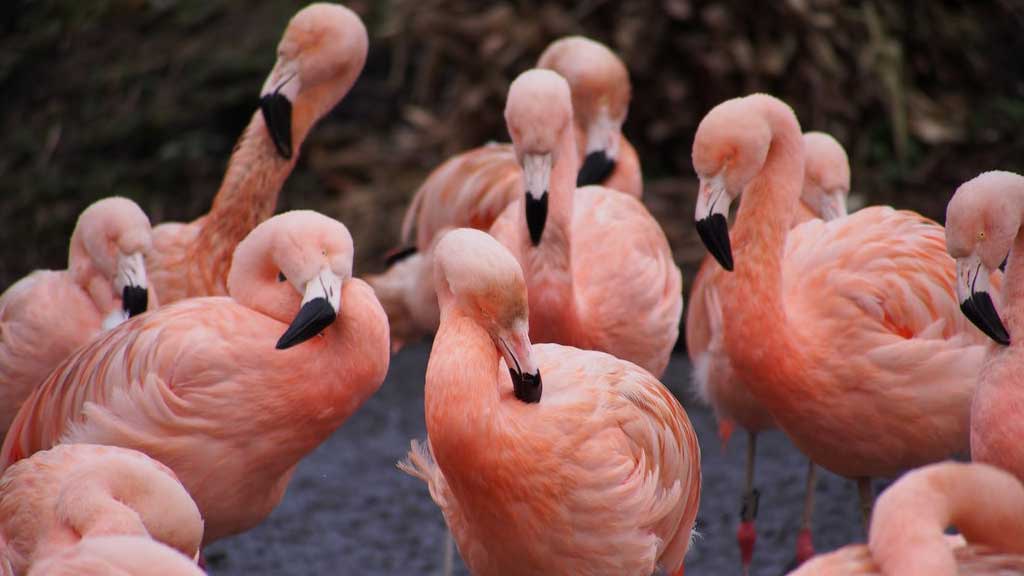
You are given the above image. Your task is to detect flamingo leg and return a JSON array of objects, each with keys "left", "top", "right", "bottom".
[
  {"left": 441, "top": 528, "right": 454, "bottom": 576},
  {"left": 736, "top": 431, "right": 759, "bottom": 574},
  {"left": 856, "top": 476, "right": 874, "bottom": 535},
  {"left": 795, "top": 461, "right": 818, "bottom": 564}
]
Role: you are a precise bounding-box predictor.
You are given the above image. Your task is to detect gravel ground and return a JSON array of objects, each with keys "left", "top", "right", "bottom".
[{"left": 205, "top": 343, "right": 877, "bottom": 576}]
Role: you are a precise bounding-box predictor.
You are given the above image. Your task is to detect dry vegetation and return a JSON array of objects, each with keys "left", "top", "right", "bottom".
[{"left": 2, "top": 0, "right": 1023, "bottom": 289}]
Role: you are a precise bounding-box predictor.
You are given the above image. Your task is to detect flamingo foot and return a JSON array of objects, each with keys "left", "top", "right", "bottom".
[
  {"left": 795, "top": 528, "right": 814, "bottom": 565},
  {"left": 737, "top": 520, "right": 757, "bottom": 568}
]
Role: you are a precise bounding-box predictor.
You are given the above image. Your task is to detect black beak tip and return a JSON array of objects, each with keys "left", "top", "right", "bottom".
[
  {"left": 509, "top": 368, "right": 542, "bottom": 404},
  {"left": 121, "top": 285, "right": 149, "bottom": 317},
  {"left": 695, "top": 214, "right": 734, "bottom": 271},
  {"left": 962, "top": 294, "right": 1011, "bottom": 346},
  {"left": 576, "top": 151, "right": 616, "bottom": 187},
  {"left": 276, "top": 297, "right": 337, "bottom": 350},
  {"left": 260, "top": 92, "right": 293, "bottom": 160},
  {"left": 525, "top": 192, "right": 549, "bottom": 247}
]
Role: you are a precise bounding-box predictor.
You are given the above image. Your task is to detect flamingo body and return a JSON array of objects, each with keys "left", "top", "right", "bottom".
[
  {"left": 688, "top": 130, "right": 851, "bottom": 442},
  {"left": 26, "top": 536, "right": 205, "bottom": 576},
  {"left": 0, "top": 197, "right": 153, "bottom": 439},
  {"left": 0, "top": 444, "right": 202, "bottom": 575},
  {"left": 401, "top": 227, "right": 700, "bottom": 576},
  {"left": 1, "top": 211, "right": 390, "bottom": 544},
  {"left": 691, "top": 94, "right": 988, "bottom": 480}
]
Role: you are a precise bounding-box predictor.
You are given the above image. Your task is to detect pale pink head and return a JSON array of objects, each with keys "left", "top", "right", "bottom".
[
  {"left": 227, "top": 210, "right": 354, "bottom": 350},
  {"left": 801, "top": 131, "right": 850, "bottom": 220},
  {"left": 27, "top": 536, "right": 205, "bottom": 576},
  {"left": 504, "top": 68, "right": 575, "bottom": 246},
  {"left": 945, "top": 170, "right": 1024, "bottom": 345},
  {"left": 260, "top": 3, "right": 368, "bottom": 159},
  {"left": 433, "top": 228, "right": 541, "bottom": 403},
  {"left": 68, "top": 196, "right": 153, "bottom": 326},
  {"left": 692, "top": 94, "right": 801, "bottom": 270},
  {"left": 537, "top": 36, "right": 630, "bottom": 186}
]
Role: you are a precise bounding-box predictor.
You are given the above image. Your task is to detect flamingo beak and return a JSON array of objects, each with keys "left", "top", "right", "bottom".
[
  {"left": 956, "top": 255, "right": 1009, "bottom": 345},
  {"left": 577, "top": 112, "right": 621, "bottom": 187},
  {"left": 498, "top": 320, "right": 542, "bottom": 403},
  {"left": 260, "top": 64, "right": 301, "bottom": 160},
  {"left": 277, "top": 268, "right": 342, "bottom": 350},
  {"left": 522, "top": 153, "right": 552, "bottom": 246},
  {"left": 695, "top": 173, "right": 734, "bottom": 271},
  {"left": 819, "top": 188, "right": 849, "bottom": 221},
  {"left": 115, "top": 251, "right": 148, "bottom": 319}
]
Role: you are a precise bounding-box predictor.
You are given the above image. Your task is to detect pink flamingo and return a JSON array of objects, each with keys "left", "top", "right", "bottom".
[
  {"left": 0, "top": 197, "right": 153, "bottom": 440},
  {"left": 400, "top": 227, "right": 700, "bottom": 576},
  {"left": 945, "top": 171, "right": 1024, "bottom": 482},
  {"left": 690, "top": 93, "right": 991, "bottom": 526},
  {"left": 688, "top": 130, "right": 851, "bottom": 569},
  {"left": 788, "top": 461, "right": 1024, "bottom": 575},
  {"left": 0, "top": 443, "right": 202, "bottom": 575},
  {"left": 370, "top": 35, "right": 641, "bottom": 351},
  {"left": 146, "top": 3, "right": 368, "bottom": 304},
  {"left": 0, "top": 210, "right": 390, "bottom": 545},
  {"left": 487, "top": 69, "right": 682, "bottom": 377},
  {"left": 27, "top": 536, "right": 205, "bottom": 576}
]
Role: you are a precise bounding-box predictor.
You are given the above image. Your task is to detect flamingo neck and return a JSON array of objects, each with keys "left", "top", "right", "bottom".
[
  {"left": 424, "top": 308, "right": 503, "bottom": 470},
  {"left": 67, "top": 238, "right": 116, "bottom": 316},
  {"left": 520, "top": 126, "right": 580, "bottom": 338},
  {"left": 1003, "top": 228, "right": 1024, "bottom": 338},
  {"left": 870, "top": 463, "right": 1024, "bottom": 574},
  {"left": 191, "top": 110, "right": 302, "bottom": 292},
  {"left": 720, "top": 98, "right": 806, "bottom": 391}
]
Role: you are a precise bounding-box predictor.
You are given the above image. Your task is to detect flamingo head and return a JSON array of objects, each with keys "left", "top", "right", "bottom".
[
  {"left": 260, "top": 3, "right": 368, "bottom": 159},
  {"left": 434, "top": 228, "right": 542, "bottom": 403},
  {"left": 505, "top": 69, "right": 574, "bottom": 247},
  {"left": 538, "top": 36, "right": 630, "bottom": 187},
  {"left": 692, "top": 96, "right": 775, "bottom": 271},
  {"left": 70, "top": 197, "right": 153, "bottom": 329},
  {"left": 946, "top": 171, "right": 1024, "bottom": 345},
  {"left": 801, "top": 131, "right": 851, "bottom": 221},
  {"left": 227, "top": 210, "right": 354, "bottom": 350}
]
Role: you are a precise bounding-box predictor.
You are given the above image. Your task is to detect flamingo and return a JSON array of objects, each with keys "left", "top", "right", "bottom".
[
  {"left": 690, "top": 93, "right": 990, "bottom": 527},
  {"left": 0, "top": 197, "right": 152, "bottom": 440},
  {"left": 0, "top": 443, "right": 202, "bottom": 575},
  {"left": 688, "top": 130, "right": 851, "bottom": 569},
  {"left": 146, "top": 2, "right": 368, "bottom": 304},
  {"left": 944, "top": 171, "right": 1024, "bottom": 483},
  {"left": 399, "top": 227, "right": 700, "bottom": 576},
  {"left": 370, "top": 35, "right": 641, "bottom": 351},
  {"left": 0, "top": 210, "right": 390, "bottom": 545},
  {"left": 26, "top": 536, "right": 206, "bottom": 576},
  {"left": 486, "top": 69, "right": 682, "bottom": 377},
  {"left": 788, "top": 462, "right": 1024, "bottom": 575}
]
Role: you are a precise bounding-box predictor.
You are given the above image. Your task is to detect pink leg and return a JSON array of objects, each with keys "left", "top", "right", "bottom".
[
  {"left": 795, "top": 460, "right": 818, "bottom": 565},
  {"left": 736, "top": 432, "right": 759, "bottom": 573}
]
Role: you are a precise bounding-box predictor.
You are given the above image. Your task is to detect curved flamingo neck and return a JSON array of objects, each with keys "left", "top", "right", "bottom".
[
  {"left": 191, "top": 111, "right": 301, "bottom": 291},
  {"left": 720, "top": 97, "right": 807, "bottom": 395},
  {"left": 519, "top": 126, "right": 580, "bottom": 338},
  {"left": 1002, "top": 211, "right": 1024, "bottom": 338},
  {"left": 425, "top": 308, "right": 503, "bottom": 468},
  {"left": 870, "top": 463, "right": 1024, "bottom": 574}
]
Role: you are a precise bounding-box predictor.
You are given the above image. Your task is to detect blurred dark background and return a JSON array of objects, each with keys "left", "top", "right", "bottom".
[{"left": 2, "top": 0, "right": 1023, "bottom": 290}]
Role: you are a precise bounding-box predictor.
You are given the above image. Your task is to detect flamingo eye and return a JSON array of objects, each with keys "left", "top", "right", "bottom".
[
  {"left": 278, "top": 272, "right": 287, "bottom": 282},
  {"left": 977, "top": 231, "right": 986, "bottom": 241}
]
